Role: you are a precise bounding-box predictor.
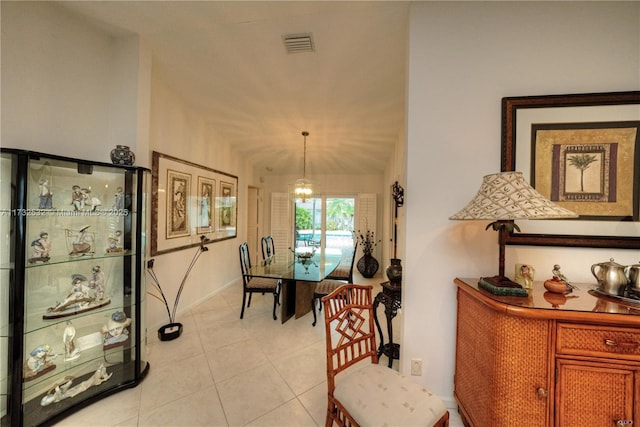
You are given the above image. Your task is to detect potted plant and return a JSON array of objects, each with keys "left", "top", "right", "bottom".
[{"left": 356, "top": 228, "right": 380, "bottom": 278}]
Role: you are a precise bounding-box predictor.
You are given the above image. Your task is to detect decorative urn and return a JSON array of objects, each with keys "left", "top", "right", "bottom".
[
  {"left": 385, "top": 258, "right": 402, "bottom": 286},
  {"left": 110, "top": 145, "right": 135, "bottom": 165}
]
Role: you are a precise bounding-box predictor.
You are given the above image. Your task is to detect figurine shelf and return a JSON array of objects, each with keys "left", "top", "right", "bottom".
[{"left": 1, "top": 149, "right": 149, "bottom": 427}]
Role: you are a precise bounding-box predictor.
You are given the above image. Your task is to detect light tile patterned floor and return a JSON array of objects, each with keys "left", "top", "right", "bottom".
[{"left": 55, "top": 272, "right": 463, "bottom": 426}]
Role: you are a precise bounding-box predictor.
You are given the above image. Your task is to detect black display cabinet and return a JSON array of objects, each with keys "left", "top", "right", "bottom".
[{"left": 0, "top": 149, "right": 149, "bottom": 426}]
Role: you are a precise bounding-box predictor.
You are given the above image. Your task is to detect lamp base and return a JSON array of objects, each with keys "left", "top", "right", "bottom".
[
  {"left": 478, "top": 276, "right": 529, "bottom": 297},
  {"left": 158, "top": 322, "right": 183, "bottom": 341},
  {"left": 481, "top": 275, "right": 522, "bottom": 288}
]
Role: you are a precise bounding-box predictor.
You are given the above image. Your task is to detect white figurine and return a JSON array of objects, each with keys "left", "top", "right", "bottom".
[
  {"left": 38, "top": 178, "right": 53, "bottom": 209},
  {"left": 66, "top": 226, "right": 95, "bottom": 256},
  {"left": 106, "top": 230, "right": 123, "bottom": 253},
  {"left": 102, "top": 311, "right": 132, "bottom": 349},
  {"left": 89, "top": 265, "right": 105, "bottom": 301},
  {"left": 114, "top": 186, "right": 125, "bottom": 210},
  {"left": 29, "top": 231, "right": 51, "bottom": 263},
  {"left": 24, "top": 344, "right": 57, "bottom": 380},
  {"left": 63, "top": 321, "right": 80, "bottom": 361},
  {"left": 47, "top": 274, "right": 92, "bottom": 313},
  {"left": 40, "top": 364, "right": 112, "bottom": 406}
]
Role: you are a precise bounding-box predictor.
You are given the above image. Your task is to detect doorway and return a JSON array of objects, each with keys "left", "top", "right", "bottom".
[{"left": 294, "top": 196, "right": 355, "bottom": 251}]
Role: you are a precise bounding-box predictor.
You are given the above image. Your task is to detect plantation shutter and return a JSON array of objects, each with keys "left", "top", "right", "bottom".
[{"left": 270, "top": 192, "right": 292, "bottom": 255}]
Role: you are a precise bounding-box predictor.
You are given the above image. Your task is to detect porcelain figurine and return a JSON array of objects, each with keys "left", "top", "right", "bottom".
[
  {"left": 38, "top": 178, "right": 53, "bottom": 209},
  {"left": 63, "top": 321, "right": 80, "bottom": 361},
  {"left": 40, "top": 364, "right": 112, "bottom": 406},
  {"left": 66, "top": 225, "right": 95, "bottom": 256},
  {"left": 24, "top": 344, "right": 57, "bottom": 381},
  {"left": 71, "top": 185, "right": 85, "bottom": 210},
  {"left": 102, "top": 311, "right": 132, "bottom": 350},
  {"left": 44, "top": 271, "right": 111, "bottom": 319},
  {"left": 29, "top": 231, "right": 51, "bottom": 263},
  {"left": 106, "top": 230, "right": 124, "bottom": 253},
  {"left": 552, "top": 264, "right": 578, "bottom": 291},
  {"left": 514, "top": 264, "right": 535, "bottom": 289},
  {"left": 47, "top": 274, "right": 93, "bottom": 314},
  {"left": 89, "top": 265, "right": 106, "bottom": 301},
  {"left": 114, "top": 186, "right": 125, "bottom": 210}
]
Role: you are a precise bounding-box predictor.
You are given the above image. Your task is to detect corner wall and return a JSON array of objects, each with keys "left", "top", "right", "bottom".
[{"left": 404, "top": 1, "right": 640, "bottom": 405}]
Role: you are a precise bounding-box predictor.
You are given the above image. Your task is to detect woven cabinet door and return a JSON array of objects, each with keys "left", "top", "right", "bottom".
[
  {"left": 555, "top": 359, "right": 636, "bottom": 427},
  {"left": 455, "top": 289, "right": 552, "bottom": 427}
]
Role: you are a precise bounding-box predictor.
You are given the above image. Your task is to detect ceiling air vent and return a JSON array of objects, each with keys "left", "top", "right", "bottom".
[{"left": 282, "top": 33, "right": 314, "bottom": 54}]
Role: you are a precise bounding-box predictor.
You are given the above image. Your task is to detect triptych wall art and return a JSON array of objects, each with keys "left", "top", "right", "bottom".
[{"left": 151, "top": 151, "right": 237, "bottom": 255}]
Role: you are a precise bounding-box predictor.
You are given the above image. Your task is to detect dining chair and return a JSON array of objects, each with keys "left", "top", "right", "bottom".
[
  {"left": 261, "top": 235, "right": 275, "bottom": 260},
  {"left": 238, "top": 242, "right": 280, "bottom": 320},
  {"left": 311, "top": 241, "right": 357, "bottom": 326},
  {"left": 321, "top": 284, "right": 449, "bottom": 427}
]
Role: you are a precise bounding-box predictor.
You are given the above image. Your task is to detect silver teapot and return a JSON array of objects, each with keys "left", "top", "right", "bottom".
[
  {"left": 625, "top": 261, "right": 640, "bottom": 292},
  {"left": 591, "top": 258, "right": 628, "bottom": 296}
]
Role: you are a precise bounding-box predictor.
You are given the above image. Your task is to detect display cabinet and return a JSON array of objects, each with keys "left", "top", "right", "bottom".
[{"left": 1, "top": 149, "right": 149, "bottom": 427}]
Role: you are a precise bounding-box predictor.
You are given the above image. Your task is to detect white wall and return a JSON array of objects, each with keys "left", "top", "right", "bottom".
[
  {"left": 147, "top": 74, "right": 252, "bottom": 328},
  {"left": 1, "top": 2, "right": 148, "bottom": 163},
  {"left": 0, "top": 1, "right": 251, "bottom": 330},
  {"left": 404, "top": 1, "right": 640, "bottom": 406}
]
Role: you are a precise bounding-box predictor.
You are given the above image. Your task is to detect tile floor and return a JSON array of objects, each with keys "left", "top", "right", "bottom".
[{"left": 56, "top": 272, "right": 463, "bottom": 426}]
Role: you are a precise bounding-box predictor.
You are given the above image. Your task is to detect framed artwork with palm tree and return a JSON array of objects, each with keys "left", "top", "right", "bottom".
[
  {"left": 531, "top": 120, "right": 638, "bottom": 220},
  {"left": 501, "top": 91, "right": 640, "bottom": 249}
]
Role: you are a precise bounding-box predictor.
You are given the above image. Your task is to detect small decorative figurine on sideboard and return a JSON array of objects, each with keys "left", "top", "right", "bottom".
[{"left": 1, "top": 148, "right": 149, "bottom": 427}]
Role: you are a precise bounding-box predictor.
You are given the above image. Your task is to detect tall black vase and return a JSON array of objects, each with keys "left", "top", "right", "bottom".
[{"left": 357, "top": 253, "right": 379, "bottom": 278}]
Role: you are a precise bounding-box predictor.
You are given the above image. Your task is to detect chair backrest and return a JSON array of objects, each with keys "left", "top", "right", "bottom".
[
  {"left": 322, "top": 284, "right": 378, "bottom": 393},
  {"left": 239, "top": 242, "right": 251, "bottom": 284},
  {"left": 261, "top": 236, "right": 275, "bottom": 260},
  {"left": 346, "top": 240, "right": 358, "bottom": 282},
  {"left": 326, "top": 240, "right": 358, "bottom": 283}
]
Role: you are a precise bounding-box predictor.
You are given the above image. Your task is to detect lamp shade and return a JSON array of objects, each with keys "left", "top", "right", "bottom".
[{"left": 449, "top": 171, "right": 578, "bottom": 220}]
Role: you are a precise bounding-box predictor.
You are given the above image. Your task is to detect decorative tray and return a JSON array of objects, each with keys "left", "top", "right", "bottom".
[{"left": 592, "top": 288, "right": 640, "bottom": 306}]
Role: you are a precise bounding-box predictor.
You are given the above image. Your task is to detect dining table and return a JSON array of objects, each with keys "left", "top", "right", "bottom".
[{"left": 247, "top": 247, "right": 343, "bottom": 323}]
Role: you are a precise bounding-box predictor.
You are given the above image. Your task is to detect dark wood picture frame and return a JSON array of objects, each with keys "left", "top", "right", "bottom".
[
  {"left": 151, "top": 151, "right": 238, "bottom": 256},
  {"left": 501, "top": 91, "right": 640, "bottom": 249}
]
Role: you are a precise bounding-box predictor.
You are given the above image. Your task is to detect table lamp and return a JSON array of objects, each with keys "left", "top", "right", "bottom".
[{"left": 450, "top": 171, "right": 578, "bottom": 290}]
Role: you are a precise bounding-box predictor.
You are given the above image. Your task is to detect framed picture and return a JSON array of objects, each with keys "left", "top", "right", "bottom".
[
  {"left": 166, "top": 169, "right": 191, "bottom": 239},
  {"left": 501, "top": 91, "right": 640, "bottom": 249},
  {"left": 196, "top": 176, "right": 215, "bottom": 234},
  {"left": 151, "top": 152, "right": 238, "bottom": 255},
  {"left": 217, "top": 181, "right": 235, "bottom": 231}
]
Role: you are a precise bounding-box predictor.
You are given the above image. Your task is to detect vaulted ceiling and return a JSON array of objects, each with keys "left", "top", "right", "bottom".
[{"left": 59, "top": 1, "right": 409, "bottom": 177}]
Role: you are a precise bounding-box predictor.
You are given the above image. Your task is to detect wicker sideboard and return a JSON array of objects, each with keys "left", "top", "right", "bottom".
[{"left": 454, "top": 278, "right": 640, "bottom": 427}]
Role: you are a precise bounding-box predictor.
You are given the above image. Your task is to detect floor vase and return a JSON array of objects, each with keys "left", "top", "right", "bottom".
[{"left": 357, "top": 253, "right": 379, "bottom": 278}]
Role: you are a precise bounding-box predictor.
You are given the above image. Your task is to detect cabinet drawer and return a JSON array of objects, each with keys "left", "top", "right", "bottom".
[{"left": 557, "top": 323, "right": 640, "bottom": 361}]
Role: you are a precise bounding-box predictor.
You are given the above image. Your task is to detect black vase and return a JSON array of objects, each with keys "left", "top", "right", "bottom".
[{"left": 357, "top": 253, "right": 379, "bottom": 278}]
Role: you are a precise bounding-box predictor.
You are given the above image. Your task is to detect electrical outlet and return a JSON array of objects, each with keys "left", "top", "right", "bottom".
[{"left": 410, "top": 358, "right": 422, "bottom": 376}]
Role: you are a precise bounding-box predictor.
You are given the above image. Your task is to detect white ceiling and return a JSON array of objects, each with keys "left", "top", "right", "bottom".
[{"left": 59, "top": 1, "right": 410, "bottom": 176}]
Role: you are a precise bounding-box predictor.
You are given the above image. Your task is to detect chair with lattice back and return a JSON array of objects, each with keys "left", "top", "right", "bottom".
[
  {"left": 311, "top": 241, "right": 357, "bottom": 327},
  {"left": 321, "top": 284, "right": 449, "bottom": 427}
]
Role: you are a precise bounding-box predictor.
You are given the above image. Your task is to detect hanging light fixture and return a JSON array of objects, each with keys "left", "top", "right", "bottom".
[{"left": 294, "top": 131, "right": 313, "bottom": 202}]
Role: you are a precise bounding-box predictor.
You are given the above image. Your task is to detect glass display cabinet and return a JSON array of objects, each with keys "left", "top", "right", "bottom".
[{"left": 0, "top": 149, "right": 149, "bottom": 426}]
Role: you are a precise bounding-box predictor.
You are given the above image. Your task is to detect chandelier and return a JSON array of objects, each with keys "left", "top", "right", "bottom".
[{"left": 294, "top": 131, "right": 313, "bottom": 202}]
